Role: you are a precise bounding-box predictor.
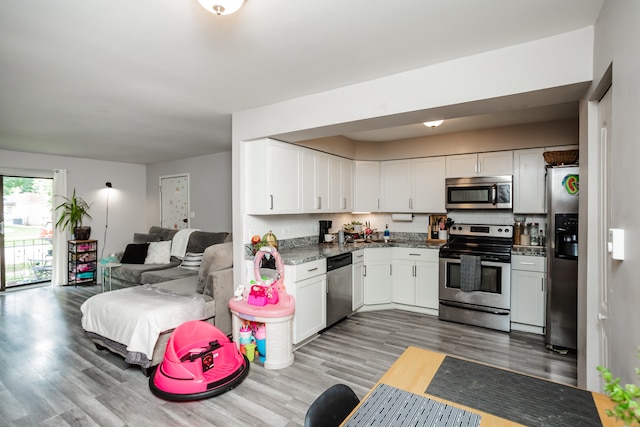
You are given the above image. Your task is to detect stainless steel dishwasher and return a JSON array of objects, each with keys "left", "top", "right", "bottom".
[{"left": 325, "top": 252, "right": 353, "bottom": 328}]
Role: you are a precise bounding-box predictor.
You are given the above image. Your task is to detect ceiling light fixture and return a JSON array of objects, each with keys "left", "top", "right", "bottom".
[
  {"left": 423, "top": 120, "right": 444, "bottom": 128},
  {"left": 197, "top": 0, "right": 245, "bottom": 15}
]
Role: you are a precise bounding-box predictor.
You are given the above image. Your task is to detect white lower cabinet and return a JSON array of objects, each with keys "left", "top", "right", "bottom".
[
  {"left": 352, "top": 249, "right": 365, "bottom": 311},
  {"left": 392, "top": 248, "right": 439, "bottom": 313},
  {"left": 363, "top": 248, "right": 392, "bottom": 305},
  {"left": 284, "top": 259, "right": 327, "bottom": 345},
  {"left": 511, "top": 255, "right": 546, "bottom": 334}
]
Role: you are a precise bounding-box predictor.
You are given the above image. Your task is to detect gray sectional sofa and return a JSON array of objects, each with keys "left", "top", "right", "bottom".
[{"left": 110, "top": 226, "right": 232, "bottom": 288}]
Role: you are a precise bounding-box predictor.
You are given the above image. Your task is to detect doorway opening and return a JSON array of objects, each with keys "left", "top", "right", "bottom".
[{"left": 1, "top": 176, "right": 54, "bottom": 291}]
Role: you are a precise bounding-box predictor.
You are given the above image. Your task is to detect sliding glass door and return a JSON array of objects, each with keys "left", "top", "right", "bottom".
[{"left": 1, "top": 175, "right": 53, "bottom": 290}]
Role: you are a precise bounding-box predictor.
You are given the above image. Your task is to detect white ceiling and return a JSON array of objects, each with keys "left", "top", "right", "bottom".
[{"left": 0, "top": 0, "right": 603, "bottom": 164}]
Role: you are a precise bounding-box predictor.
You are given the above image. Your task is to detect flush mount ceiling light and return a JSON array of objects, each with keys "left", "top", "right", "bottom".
[
  {"left": 423, "top": 120, "right": 444, "bottom": 128},
  {"left": 197, "top": 0, "right": 245, "bottom": 15}
]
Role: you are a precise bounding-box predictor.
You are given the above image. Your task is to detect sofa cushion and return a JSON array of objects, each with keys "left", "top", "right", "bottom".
[
  {"left": 111, "top": 261, "right": 180, "bottom": 284},
  {"left": 141, "top": 267, "right": 198, "bottom": 284},
  {"left": 133, "top": 233, "right": 161, "bottom": 244},
  {"left": 179, "top": 252, "right": 203, "bottom": 271},
  {"left": 144, "top": 241, "right": 172, "bottom": 264},
  {"left": 148, "top": 226, "right": 179, "bottom": 241},
  {"left": 120, "top": 243, "right": 149, "bottom": 264},
  {"left": 197, "top": 242, "right": 233, "bottom": 294},
  {"left": 186, "top": 231, "right": 229, "bottom": 254}
]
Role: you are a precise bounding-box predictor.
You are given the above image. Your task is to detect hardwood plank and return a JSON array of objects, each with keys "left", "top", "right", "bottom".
[{"left": 0, "top": 285, "right": 578, "bottom": 426}]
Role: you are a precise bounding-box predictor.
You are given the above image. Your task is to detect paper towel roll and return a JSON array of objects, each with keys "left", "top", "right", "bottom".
[{"left": 391, "top": 213, "right": 413, "bottom": 222}]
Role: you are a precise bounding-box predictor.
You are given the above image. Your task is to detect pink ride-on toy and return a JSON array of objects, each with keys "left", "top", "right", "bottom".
[{"left": 149, "top": 320, "right": 249, "bottom": 401}]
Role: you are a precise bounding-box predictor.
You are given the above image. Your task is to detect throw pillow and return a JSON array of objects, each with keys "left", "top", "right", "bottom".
[
  {"left": 179, "top": 252, "right": 204, "bottom": 271},
  {"left": 144, "top": 241, "right": 172, "bottom": 264},
  {"left": 133, "top": 233, "right": 161, "bottom": 244},
  {"left": 120, "top": 243, "right": 149, "bottom": 264}
]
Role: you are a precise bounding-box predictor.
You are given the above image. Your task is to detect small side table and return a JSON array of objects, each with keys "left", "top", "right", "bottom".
[{"left": 101, "top": 263, "right": 122, "bottom": 292}]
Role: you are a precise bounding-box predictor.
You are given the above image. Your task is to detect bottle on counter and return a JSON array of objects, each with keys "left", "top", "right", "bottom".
[
  {"left": 530, "top": 223, "right": 539, "bottom": 246},
  {"left": 384, "top": 224, "right": 390, "bottom": 242},
  {"left": 520, "top": 224, "right": 531, "bottom": 246},
  {"left": 539, "top": 229, "right": 545, "bottom": 247}
]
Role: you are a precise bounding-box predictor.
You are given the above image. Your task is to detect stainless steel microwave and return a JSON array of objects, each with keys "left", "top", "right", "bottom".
[{"left": 445, "top": 176, "right": 512, "bottom": 210}]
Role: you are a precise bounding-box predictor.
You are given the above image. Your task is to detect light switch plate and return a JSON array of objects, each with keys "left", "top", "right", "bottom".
[{"left": 609, "top": 228, "right": 624, "bottom": 260}]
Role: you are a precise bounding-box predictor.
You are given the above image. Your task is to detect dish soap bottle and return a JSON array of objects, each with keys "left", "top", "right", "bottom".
[{"left": 384, "top": 224, "right": 390, "bottom": 242}]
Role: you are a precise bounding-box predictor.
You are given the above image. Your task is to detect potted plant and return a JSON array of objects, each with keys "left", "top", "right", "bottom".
[
  {"left": 597, "top": 347, "right": 640, "bottom": 426},
  {"left": 55, "top": 188, "right": 93, "bottom": 240}
]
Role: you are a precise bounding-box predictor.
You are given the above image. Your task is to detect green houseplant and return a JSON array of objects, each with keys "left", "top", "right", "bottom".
[
  {"left": 55, "top": 188, "right": 93, "bottom": 240},
  {"left": 597, "top": 347, "right": 640, "bottom": 426}
]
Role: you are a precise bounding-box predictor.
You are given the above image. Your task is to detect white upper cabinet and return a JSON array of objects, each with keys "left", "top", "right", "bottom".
[
  {"left": 412, "top": 157, "right": 446, "bottom": 213},
  {"left": 354, "top": 161, "right": 381, "bottom": 212},
  {"left": 302, "top": 149, "right": 330, "bottom": 212},
  {"left": 446, "top": 151, "right": 513, "bottom": 178},
  {"left": 246, "top": 138, "right": 303, "bottom": 214},
  {"left": 380, "top": 157, "right": 446, "bottom": 213},
  {"left": 329, "top": 156, "right": 354, "bottom": 212},
  {"left": 513, "top": 148, "right": 546, "bottom": 214},
  {"left": 380, "top": 160, "right": 411, "bottom": 212}
]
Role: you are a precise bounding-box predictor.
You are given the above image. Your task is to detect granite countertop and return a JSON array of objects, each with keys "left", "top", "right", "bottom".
[
  {"left": 511, "top": 245, "right": 547, "bottom": 256},
  {"left": 248, "top": 239, "right": 445, "bottom": 265}
]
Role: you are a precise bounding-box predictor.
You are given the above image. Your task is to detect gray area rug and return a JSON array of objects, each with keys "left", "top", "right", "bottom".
[{"left": 426, "top": 356, "right": 602, "bottom": 427}]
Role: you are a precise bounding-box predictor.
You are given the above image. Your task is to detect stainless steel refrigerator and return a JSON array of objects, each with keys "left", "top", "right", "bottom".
[{"left": 545, "top": 165, "right": 579, "bottom": 350}]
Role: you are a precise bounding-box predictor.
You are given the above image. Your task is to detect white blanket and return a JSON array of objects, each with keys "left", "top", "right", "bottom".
[
  {"left": 81, "top": 284, "right": 206, "bottom": 359},
  {"left": 170, "top": 228, "right": 199, "bottom": 259}
]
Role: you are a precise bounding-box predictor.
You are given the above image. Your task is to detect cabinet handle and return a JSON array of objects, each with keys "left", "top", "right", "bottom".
[
  {"left": 412, "top": 265, "right": 416, "bottom": 277},
  {"left": 269, "top": 195, "right": 274, "bottom": 210},
  {"left": 342, "top": 198, "right": 346, "bottom": 209},
  {"left": 317, "top": 196, "right": 322, "bottom": 209},
  {"left": 389, "top": 265, "right": 392, "bottom": 275},
  {"left": 541, "top": 278, "right": 544, "bottom": 292},
  {"left": 307, "top": 267, "right": 318, "bottom": 272},
  {"left": 409, "top": 198, "right": 413, "bottom": 209},
  {"left": 520, "top": 262, "right": 536, "bottom": 265},
  {"left": 409, "top": 253, "right": 420, "bottom": 256},
  {"left": 363, "top": 265, "right": 367, "bottom": 277},
  {"left": 377, "top": 199, "right": 380, "bottom": 209},
  {"left": 355, "top": 254, "right": 364, "bottom": 259}
]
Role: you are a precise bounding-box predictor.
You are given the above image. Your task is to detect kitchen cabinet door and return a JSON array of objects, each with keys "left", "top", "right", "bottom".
[
  {"left": 381, "top": 160, "right": 411, "bottom": 212},
  {"left": 511, "top": 255, "right": 546, "bottom": 334},
  {"left": 354, "top": 161, "right": 381, "bottom": 212},
  {"left": 412, "top": 157, "right": 446, "bottom": 213},
  {"left": 290, "top": 274, "right": 327, "bottom": 344},
  {"left": 414, "top": 260, "right": 439, "bottom": 310},
  {"left": 352, "top": 250, "right": 364, "bottom": 310},
  {"left": 246, "top": 139, "right": 303, "bottom": 214},
  {"left": 329, "top": 156, "right": 354, "bottom": 212},
  {"left": 363, "top": 248, "right": 391, "bottom": 305},
  {"left": 392, "top": 259, "right": 415, "bottom": 305},
  {"left": 513, "top": 148, "right": 546, "bottom": 214},
  {"left": 511, "top": 270, "right": 546, "bottom": 333},
  {"left": 446, "top": 151, "right": 513, "bottom": 178},
  {"left": 445, "top": 153, "right": 478, "bottom": 178},
  {"left": 479, "top": 151, "right": 513, "bottom": 176},
  {"left": 302, "top": 149, "right": 330, "bottom": 212}
]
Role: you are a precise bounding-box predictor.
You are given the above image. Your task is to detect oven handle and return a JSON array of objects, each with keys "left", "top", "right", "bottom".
[
  {"left": 439, "top": 300, "right": 510, "bottom": 315},
  {"left": 439, "top": 257, "right": 511, "bottom": 267}
]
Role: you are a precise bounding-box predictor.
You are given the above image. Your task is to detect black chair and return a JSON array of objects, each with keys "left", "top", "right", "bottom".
[{"left": 304, "top": 383, "right": 360, "bottom": 427}]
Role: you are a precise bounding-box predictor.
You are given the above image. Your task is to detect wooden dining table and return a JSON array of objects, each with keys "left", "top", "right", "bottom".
[{"left": 341, "top": 346, "right": 621, "bottom": 427}]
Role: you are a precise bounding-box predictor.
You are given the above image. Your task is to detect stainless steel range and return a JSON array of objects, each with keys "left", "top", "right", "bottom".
[{"left": 439, "top": 224, "right": 513, "bottom": 332}]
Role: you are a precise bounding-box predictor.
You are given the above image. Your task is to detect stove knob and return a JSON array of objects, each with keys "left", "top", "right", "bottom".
[{"left": 498, "top": 228, "right": 503, "bottom": 232}]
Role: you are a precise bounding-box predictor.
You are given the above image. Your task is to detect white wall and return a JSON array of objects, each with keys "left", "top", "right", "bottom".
[
  {"left": 145, "top": 151, "right": 232, "bottom": 232},
  {"left": 233, "top": 29, "right": 594, "bottom": 287},
  {"left": 0, "top": 149, "right": 147, "bottom": 258},
  {"left": 586, "top": 0, "right": 640, "bottom": 389}
]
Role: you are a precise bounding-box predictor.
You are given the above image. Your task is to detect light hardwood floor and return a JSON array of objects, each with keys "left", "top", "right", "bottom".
[{"left": 0, "top": 284, "right": 576, "bottom": 426}]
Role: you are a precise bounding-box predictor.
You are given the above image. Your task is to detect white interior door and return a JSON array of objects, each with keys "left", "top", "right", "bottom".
[
  {"left": 598, "top": 88, "right": 612, "bottom": 372},
  {"left": 160, "top": 174, "right": 190, "bottom": 230}
]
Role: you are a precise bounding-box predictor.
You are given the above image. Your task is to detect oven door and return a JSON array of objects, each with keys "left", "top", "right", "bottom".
[{"left": 438, "top": 257, "right": 511, "bottom": 310}]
